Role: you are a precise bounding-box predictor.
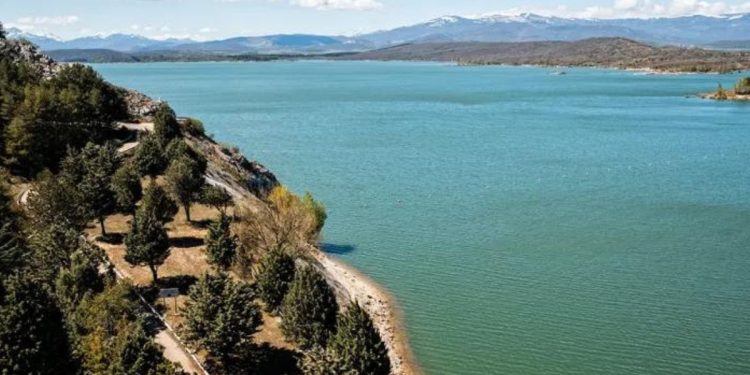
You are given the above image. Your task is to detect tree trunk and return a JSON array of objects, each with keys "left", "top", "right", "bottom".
[
  {"left": 99, "top": 217, "right": 107, "bottom": 236},
  {"left": 184, "top": 203, "right": 191, "bottom": 222},
  {"left": 149, "top": 264, "right": 158, "bottom": 285}
]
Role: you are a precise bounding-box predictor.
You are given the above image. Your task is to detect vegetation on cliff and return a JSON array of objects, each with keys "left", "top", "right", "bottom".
[{"left": 0, "top": 20, "right": 396, "bottom": 375}]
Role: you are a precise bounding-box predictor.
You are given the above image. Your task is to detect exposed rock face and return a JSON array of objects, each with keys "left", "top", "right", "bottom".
[
  {"left": 120, "top": 89, "right": 163, "bottom": 120},
  {"left": 0, "top": 38, "right": 60, "bottom": 78}
]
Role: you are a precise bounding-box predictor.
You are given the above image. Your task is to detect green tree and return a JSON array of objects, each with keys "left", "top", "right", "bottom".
[
  {"left": 0, "top": 274, "right": 73, "bottom": 374},
  {"left": 60, "top": 142, "right": 121, "bottom": 236},
  {"left": 134, "top": 133, "right": 166, "bottom": 179},
  {"left": 26, "top": 170, "right": 88, "bottom": 232},
  {"left": 115, "top": 322, "right": 179, "bottom": 375},
  {"left": 183, "top": 272, "right": 261, "bottom": 369},
  {"left": 28, "top": 223, "right": 85, "bottom": 282},
  {"left": 124, "top": 209, "right": 170, "bottom": 284},
  {"left": 328, "top": 303, "right": 391, "bottom": 375},
  {"left": 205, "top": 216, "right": 237, "bottom": 271},
  {"left": 153, "top": 104, "right": 180, "bottom": 146},
  {"left": 139, "top": 184, "right": 178, "bottom": 223},
  {"left": 112, "top": 162, "right": 143, "bottom": 214},
  {"left": 0, "top": 180, "right": 24, "bottom": 277},
  {"left": 200, "top": 184, "right": 234, "bottom": 218},
  {"left": 0, "top": 22, "right": 5, "bottom": 39},
  {"left": 164, "top": 155, "right": 205, "bottom": 222},
  {"left": 256, "top": 247, "right": 296, "bottom": 314},
  {"left": 55, "top": 245, "right": 106, "bottom": 312},
  {"left": 280, "top": 265, "right": 338, "bottom": 349},
  {"left": 302, "top": 192, "right": 327, "bottom": 236}
]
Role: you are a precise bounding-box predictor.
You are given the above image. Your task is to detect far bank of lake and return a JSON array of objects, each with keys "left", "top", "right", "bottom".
[{"left": 95, "top": 62, "right": 750, "bottom": 375}]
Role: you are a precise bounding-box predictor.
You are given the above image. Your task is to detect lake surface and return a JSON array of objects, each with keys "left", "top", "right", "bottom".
[{"left": 96, "top": 61, "right": 750, "bottom": 375}]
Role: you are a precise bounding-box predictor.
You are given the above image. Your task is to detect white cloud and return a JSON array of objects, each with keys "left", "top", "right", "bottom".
[
  {"left": 291, "top": 0, "right": 382, "bottom": 11},
  {"left": 570, "top": 0, "right": 750, "bottom": 18},
  {"left": 199, "top": 27, "right": 217, "bottom": 33},
  {"left": 16, "top": 15, "right": 79, "bottom": 26}
]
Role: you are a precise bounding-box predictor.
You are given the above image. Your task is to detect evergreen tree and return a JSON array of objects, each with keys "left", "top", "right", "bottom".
[
  {"left": 139, "top": 184, "right": 178, "bottom": 224},
  {"left": 28, "top": 223, "right": 85, "bottom": 282},
  {"left": 153, "top": 104, "right": 180, "bottom": 146},
  {"left": 164, "top": 155, "right": 205, "bottom": 222},
  {"left": 55, "top": 245, "right": 106, "bottom": 312},
  {"left": 200, "top": 184, "right": 234, "bottom": 218},
  {"left": 60, "top": 142, "right": 121, "bottom": 236},
  {"left": 124, "top": 209, "right": 170, "bottom": 284},
  {"left": 0, "top": 181, "right": 24, "bottom": 277},
  {"left": 134, "top": 133, "right": 166, "bottom": 179},
  {"left": 256, "top": 247, "right": 296, "bottom": 314},
  {"left": 0, "top": 22, "right": 6, "bottom": 39},
  {"left": 299, "top": 347, "right": 351, "bottom": 375},
  {"left": 112, "top": 162, "right": 143, "bottom": 214},
  {"left": 26, "top": 170, "right": 88, "bottom": 232},
  {"left": 183, "top": 272, "right": 261, "bottom": 369},
  {"left": 280, "top": 266, "right": 338, "bottom": 349},
  {"left": 328, "top": 303, "right": 391, "bottom": 375},
  {"left": 0, "top": 274, "right": 73, "bottom": 374},
  {"left": 205, "top": 216, "right": 237, "bottom": 271},
  {"left": 115, "top": 322, "right": 178, "bottom": 375}
]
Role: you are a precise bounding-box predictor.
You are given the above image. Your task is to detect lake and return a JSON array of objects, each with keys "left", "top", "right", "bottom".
[{"left": 96, "top": 61, "right": 750, "bottom": 375}]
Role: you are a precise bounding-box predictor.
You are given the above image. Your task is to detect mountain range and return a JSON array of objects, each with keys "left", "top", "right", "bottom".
[{"left": 8, "top": 13, "right": 750, "bottom": 55}]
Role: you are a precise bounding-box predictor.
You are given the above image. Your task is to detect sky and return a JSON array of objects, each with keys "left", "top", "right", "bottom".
[{"left": 2, "top": 0, "right": 750, "bottom": 40}]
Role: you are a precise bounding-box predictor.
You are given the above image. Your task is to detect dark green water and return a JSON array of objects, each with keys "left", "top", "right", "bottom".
[{"left": 96, "top": 62, "right": 750, "bottom": 375}]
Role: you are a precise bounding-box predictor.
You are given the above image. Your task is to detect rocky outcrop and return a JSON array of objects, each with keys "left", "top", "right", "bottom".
[
  {"left": 121, "top": 89, "right": 164, "bottom": 120},
  {"left": 0, "top": 38, "right": 60, "bottom": 78}
]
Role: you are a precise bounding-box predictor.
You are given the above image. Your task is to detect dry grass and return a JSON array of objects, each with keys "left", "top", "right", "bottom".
[{"left": 85, "top": 185, "right": 294, "bottom": 353}]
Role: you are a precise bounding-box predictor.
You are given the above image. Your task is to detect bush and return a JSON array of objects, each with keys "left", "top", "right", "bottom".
[
  {"left": 256, "top": 248, "right": 296, "bottom": 313},
  {"left": 735, "top": 77, "right": 750, "bottom": 95},
  {"left": 183, "top": 118, "right": 205, "bottom": 136},
  {"left": 280, "top": 265, "right": 338, "bottom": 349}
]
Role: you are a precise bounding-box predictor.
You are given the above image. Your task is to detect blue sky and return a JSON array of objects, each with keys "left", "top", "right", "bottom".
[{"left": 3, "top": 0, "right": 750, "bottom": 40}]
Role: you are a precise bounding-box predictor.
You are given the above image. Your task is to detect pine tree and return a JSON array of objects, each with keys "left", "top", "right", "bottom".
[
  {"left": 153, "top": 104, "right": 180, "bottom": 146},
  {"left": 0, "top": 22, "right": 6, "bottom": 39},
  {"left": 115, "top": 322, "right": 177, "bottom": 375},
  {"left": 0, "top": 274, "right": 73, "bottom": 374},
  {"left": 60, "top": 142, "right": 121, "bottom": 236},
  {"left": 200, "top": 184, "right": 234, "bottom": 217},
  {"left": 280, "top": 265, "right": 338, "bottom": 349},
  {"left": 134, "top": 133, "right": 167, "bottom": 179},
  {"left": 124, "top": 210, "right": 170, "bottom": 284},
  {"left": 205, "top": 216, "right": 237, "bottom": 271},
  {"left": 26, "top": 170, "right": 89, "bottom": 232},
  {"left": 183, "top": 273, "right": 261, "bottom": 368},
  {"left": 0, "top": 181, "right": 24, "bottom": 277},
  {"left": 329, "top": 303, "right": 391, "bottom": 375},
  {"left": 256, "top": 247, "right": 296, "bottom": 314},
  {"left": 164, "top": 155, "right": 205, "bottom": 222},
  {"left": 55, "top": 245, "right": 106, "bottom": 312},
  {"left": 112, "top": 162, "right": 143, "bottom": 214},
  {"left": 139, "top": 184, "right": 178, "bottom": 224}
]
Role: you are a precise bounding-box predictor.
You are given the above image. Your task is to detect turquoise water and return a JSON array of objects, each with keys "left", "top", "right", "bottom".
[{"left": 96, "top": 62, "right": 750, "bottom": 375}]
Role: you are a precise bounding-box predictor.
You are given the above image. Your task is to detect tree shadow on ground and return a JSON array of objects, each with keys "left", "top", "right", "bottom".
[
  {"left": 158, "top": 275, "right": 199, "bottom": 294},
  {"left": 190, "top": 219, "right": 214, "bottom": 229},
  {"left": 96, "top": 233, "right": 125, "bottom": 244},
  {"left": 253, "top": 344, "right": 301, "bottom": 375},
  {"left": 322, "top": 243, "right": 357, "bottom": 255},
  {"left": 170, "top": 236, "right": 205, "bottom": 248}
]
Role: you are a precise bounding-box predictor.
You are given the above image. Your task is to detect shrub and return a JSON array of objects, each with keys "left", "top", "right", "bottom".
[{"left": 735, "top": 77, "right": 750, "bottom": 95}]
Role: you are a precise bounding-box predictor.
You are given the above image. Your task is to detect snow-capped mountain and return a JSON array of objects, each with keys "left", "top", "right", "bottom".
[{"left": 359, "top": 13, "right": 750, "bottom": 47}]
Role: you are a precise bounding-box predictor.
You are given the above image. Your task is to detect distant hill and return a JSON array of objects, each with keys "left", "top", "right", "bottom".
[
  {"left": 343, "top": 38, "right": 750, "bottom": 73},
  {"left": 46, "top": 49, "right": 140, "bottom": 63},
  {"left": 359, "top": 13, "right": 750, "bottom": 47},
  {"left": 10, "top": 13, "right": 750, "bottom": 57}
]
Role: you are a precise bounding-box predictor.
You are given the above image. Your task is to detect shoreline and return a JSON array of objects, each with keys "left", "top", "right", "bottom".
[{"left": 312, "top": 250, "right": 422, "bottom": 375}]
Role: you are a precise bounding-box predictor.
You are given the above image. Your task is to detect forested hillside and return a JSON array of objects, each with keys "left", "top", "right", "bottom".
[{"left": 0, "top": 21, "right": 393, "bottom": 375}]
